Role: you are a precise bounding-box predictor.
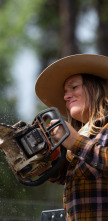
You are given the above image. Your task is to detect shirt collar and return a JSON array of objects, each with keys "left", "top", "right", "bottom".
[{"left": 78, "top": 122, "right": 90, "bottom": 137}]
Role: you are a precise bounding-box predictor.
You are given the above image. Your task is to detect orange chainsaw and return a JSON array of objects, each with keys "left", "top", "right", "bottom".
[{"left": 0, "top": 107, "right": 70, "bottom": 186}]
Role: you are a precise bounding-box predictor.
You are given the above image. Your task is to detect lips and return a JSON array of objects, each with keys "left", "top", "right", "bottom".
[{"left": 66, "top": 100, "right": 77, "bottom": 110}]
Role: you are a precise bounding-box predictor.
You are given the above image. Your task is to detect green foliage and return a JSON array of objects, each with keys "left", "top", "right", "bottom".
[
  {"left": 33, "top": 0, "right": 61, "bottom": 62},
  {"left": 0, "top": 0, "right": 45, "bottom": 124},
  {"left": 36, "top": 0, "right": 60, "bottom": 28},
  {"left": 0, "top": 0, "right": 43, "bottom": 55}
]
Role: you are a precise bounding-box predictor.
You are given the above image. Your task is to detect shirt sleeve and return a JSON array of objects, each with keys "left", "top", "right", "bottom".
[
  {"left": 67, "top": 123, "right": 108, "bottom": 178},
  {"left": 48, "top": 158, "right": 69, "bottom": 185}
]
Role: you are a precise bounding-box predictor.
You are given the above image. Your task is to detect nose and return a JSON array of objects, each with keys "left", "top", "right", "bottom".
[{"left": 64, "top": 91, "right": 73, "bottom": 101}]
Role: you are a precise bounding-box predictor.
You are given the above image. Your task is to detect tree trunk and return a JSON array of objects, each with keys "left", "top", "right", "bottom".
[
  {"left": 96, "top": 0, "right": 108, "bottom": 56},
  {"left": 59, "top": 0, "right": 80, "bottom": 56}
]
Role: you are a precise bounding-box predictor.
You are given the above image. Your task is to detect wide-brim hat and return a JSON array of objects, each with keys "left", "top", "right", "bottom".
[{"left": 35, "top": 54, "right": 108, "bottom": 117}]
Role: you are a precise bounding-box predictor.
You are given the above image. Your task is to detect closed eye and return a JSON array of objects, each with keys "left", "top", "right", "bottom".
[{"left": 72, "top": 85, "right": 79, "bottom": 90}]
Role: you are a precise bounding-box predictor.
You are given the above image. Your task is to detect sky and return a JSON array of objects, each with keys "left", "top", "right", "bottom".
[
  {"left": 76, "top": 7, "right": 98, "bottom": 45},
  {"left": 12, "top": 48, "right": 40, "bottom": 122}
]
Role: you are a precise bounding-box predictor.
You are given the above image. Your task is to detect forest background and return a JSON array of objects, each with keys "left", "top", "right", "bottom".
[{"left": 0, "top": 0, "right": 108, "bottom": 220}]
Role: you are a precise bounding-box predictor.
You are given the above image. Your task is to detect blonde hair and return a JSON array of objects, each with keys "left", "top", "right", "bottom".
[{"left": 67, "top": 74, "right": 108, "bottom": 135}]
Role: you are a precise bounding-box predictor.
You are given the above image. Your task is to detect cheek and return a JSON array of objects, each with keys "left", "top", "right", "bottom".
[
  {"left": 77, "top": 87, "right": 89, "bottom": 108},
  {"left": 77, "top": 88, "right": 85, "bottom": 103}
]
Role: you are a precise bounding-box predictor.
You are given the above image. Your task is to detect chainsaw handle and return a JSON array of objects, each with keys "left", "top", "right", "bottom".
[
  {"left": 18, "top": 145, "right": 66, "bottom": 187},
  {"left": 35, "top": 107, "right": 70, "bottom": 155}
]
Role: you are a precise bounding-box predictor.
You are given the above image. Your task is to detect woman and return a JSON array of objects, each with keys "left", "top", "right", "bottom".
[{"left": 35, "top": 54, "right": 108, "bottom": 221}]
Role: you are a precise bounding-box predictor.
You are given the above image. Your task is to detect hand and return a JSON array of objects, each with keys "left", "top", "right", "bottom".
[{"left": 50, "top": 120, "right": 79, "bottom": 150}]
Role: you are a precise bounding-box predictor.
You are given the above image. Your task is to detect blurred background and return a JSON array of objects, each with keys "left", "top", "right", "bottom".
[{"left": 0, "top": 0, "right": 108, "bottom": 220}]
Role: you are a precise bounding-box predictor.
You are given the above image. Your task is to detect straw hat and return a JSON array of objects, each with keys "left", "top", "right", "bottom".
[{"left": 35, "top": 54, "right": 108, "bottom": 117}]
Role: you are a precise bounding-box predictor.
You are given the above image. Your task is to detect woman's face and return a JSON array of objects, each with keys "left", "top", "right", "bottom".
[{"left": 64, "top": 74, "right": 89, "bottom": 123}]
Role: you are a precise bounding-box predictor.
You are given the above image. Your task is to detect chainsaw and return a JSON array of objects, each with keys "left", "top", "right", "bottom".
[{"left": 0, "top": 107, "right": 70, "bottom": 186}]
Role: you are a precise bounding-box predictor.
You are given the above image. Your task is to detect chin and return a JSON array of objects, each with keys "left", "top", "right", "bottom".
[{"left": 70, "top": 110, "right": 82, "bottom": 122}]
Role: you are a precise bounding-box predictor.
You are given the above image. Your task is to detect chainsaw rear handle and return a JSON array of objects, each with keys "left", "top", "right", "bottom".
[
  {"left": 18, "top": 107, "right": 69, "bottom": 186},
  {"left": 35, "top": 107, "right": 70, "bottom": 157}
]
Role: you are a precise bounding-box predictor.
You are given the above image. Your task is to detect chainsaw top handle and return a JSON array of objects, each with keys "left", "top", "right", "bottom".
[{"left": 35, "top": 107, "right": 70, "bottom": 157}]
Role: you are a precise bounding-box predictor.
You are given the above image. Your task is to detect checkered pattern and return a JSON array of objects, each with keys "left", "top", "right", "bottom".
[{"left": 49, "top": 120, "right": 108, "bottom": 221}]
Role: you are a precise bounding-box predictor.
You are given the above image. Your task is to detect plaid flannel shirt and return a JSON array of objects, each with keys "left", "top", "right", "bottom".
[{"left": 49, "top": 119, "right": 108, "bottom": 221}]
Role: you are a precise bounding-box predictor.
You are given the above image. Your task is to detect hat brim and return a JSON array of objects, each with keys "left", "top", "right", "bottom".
[{"left": 35, "top": 54, "right": 108, "bottom": 117}]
